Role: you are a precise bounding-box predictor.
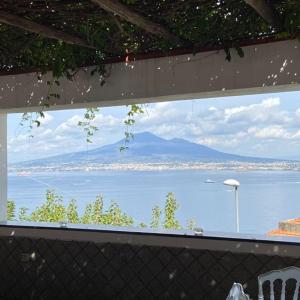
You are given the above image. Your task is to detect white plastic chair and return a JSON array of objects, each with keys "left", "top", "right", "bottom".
[
  {"left": 258, "top": 266, "right": 300, "bottom": 300},
  {"left": 226, "top": 283, "right": 250, "bottom": 300}
]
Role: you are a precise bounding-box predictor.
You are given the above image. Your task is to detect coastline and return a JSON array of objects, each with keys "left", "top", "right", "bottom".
[{"left": 9, "top": 161, "right": 300, "bottom": 173}]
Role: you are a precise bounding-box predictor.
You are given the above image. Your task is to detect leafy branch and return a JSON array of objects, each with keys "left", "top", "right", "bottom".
[
  {"left": 78, "top": 107, "right": 100, "bottom": 143},
  {"left": 120, "top": 104, "right": 144, "bottom": 151},
  {"left": 20, "top": 77, "right": 57, "bottom": 135}
]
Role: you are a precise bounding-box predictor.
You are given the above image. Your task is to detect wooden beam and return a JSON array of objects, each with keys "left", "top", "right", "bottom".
[
  {"left": 91, "top": 0, "right": 181, "bottom": 44},
  {"left": 244, "top": 0, "right": 283, "bottom": 30},
  {"left": 0, "top": 11, "right": 95, "bottom": 49}
]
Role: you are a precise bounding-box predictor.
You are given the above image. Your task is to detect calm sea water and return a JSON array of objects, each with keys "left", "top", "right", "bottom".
[{"left": 8, "top": 170, "right": 300, "bottom": 234}]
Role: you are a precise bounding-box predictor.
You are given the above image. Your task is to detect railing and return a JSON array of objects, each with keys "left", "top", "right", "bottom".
[{"left": 0, "top": 221, "right": 300, "bottom": 299}]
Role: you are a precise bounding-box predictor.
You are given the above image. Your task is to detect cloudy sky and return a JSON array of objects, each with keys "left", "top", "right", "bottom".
[{"left": 7, "top": 90, "right": 300, "bottom": 163}]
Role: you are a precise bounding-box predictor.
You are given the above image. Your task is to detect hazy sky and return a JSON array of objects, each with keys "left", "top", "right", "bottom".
[{"left": 7, "top": 90, "right": 300, "bottom": 163}]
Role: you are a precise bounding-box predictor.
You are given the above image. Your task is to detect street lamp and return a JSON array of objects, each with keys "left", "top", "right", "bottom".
[{"left": 223, "top": 179, "right": 240, "bottom": 233}]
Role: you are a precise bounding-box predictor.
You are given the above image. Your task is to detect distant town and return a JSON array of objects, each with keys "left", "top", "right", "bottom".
[{"left": 9, "top": 161, "right": 300, "bottom": 173}]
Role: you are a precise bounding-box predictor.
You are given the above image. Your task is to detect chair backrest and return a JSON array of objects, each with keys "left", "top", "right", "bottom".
[
  {"left": 226, "top": 283, "right": 250, "bottom": 300},
  {"left": 258, "top": 266, "right": 300, "bottom": 300}
]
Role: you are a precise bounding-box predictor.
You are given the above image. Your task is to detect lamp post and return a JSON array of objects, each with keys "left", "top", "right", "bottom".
[{"left": 223, "top": 179, "right": 240, "bottom": 233}]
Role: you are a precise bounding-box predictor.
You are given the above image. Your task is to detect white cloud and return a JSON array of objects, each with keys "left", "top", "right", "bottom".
[
  {"left": 138, "top": 102, "right": 183, "bottom": 125},
  {"left": 131, "top": 97, "right": 300, "bottom": 156},
  {"left": 249, "top": 125, "right": 290, "bottom": 139},
  {"left": 55, "top": 115, "right": 82, "bottom": 136},
  {"left": 247, "top": 125, "right": 300, "bottom": 141},
  {"left": 196, "top": 136, "right": 240, "bottom": 148},
  {"left": 8, "top": 95, "right": 300, "bottom": 161},
  {"left": 223, "top": 98, "right": 290, "bottom": 125},
  {"left": 9, "top": 112, "right": 122, "bottom": 161}
]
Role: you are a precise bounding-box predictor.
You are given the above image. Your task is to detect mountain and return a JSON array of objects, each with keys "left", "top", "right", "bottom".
[{"left": 15, "top": 132, "right": 281, "bottom": 167}]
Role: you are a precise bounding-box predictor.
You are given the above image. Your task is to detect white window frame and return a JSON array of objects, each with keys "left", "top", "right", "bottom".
[
  {"left": 0, "top": 113, "right": 7, "bottom": 221},
  {"left": 0, "top": 39, "right": 299, "bottom": 222}
]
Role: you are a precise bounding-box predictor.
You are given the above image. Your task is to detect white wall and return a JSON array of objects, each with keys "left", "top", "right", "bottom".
[
  {"left": 0, "top": 114, "right": 7, "bottom": 221},
  {"left": 0, "top": 39, "right": 299, "bottom": 112}
]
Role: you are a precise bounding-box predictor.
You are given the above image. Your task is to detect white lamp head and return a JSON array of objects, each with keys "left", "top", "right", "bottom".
[{"left": 223, "top": 179, "right": 240, "bottom": 188}]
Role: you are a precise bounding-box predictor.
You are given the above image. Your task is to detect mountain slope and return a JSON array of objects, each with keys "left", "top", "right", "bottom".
[{"left": 15, "top": 132, "right": 279, "bottom": 167}]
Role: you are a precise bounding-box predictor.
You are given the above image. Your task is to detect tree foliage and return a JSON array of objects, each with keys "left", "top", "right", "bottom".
[
  {"left": 7, "top": 189, "right": 196, "bottom": 230},
  {"left": 7, "top": 200, "right": 16, "bottom": 221},
  {"left": 0, "top": 1, "right": 299, "bottom": 76},
  {"left": 163, "top": 192, "right": 181, "bottom": 229},
  {"left": 150, "top": 205, "right": 161, "bottom": 229}
]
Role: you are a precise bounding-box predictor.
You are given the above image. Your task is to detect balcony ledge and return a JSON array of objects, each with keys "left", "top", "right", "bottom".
[{"left": 0, "top": 221, "right": 300, "bottom": 258}]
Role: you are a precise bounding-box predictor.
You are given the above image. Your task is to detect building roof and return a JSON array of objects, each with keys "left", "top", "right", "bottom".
[
  {"left": 268, "top": 229, "right": 300, "bottom": 237},
  {"left": 268, "top": 218, "right": 300, "bottom": 238}
]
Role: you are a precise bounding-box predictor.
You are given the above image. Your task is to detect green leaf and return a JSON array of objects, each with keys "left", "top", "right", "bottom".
[{"left": 235, "top": 47, "right": 244, "bottom": 58}]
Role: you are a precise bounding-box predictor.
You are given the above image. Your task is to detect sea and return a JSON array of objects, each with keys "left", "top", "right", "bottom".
[{"left": 8, "top": 169, "right": 300, "bottom": 235}]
